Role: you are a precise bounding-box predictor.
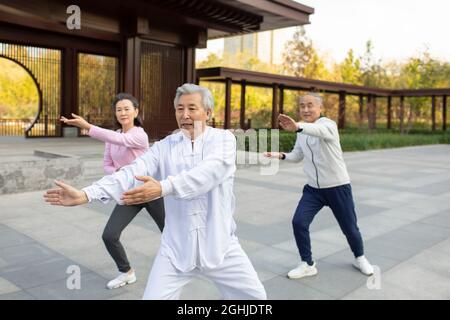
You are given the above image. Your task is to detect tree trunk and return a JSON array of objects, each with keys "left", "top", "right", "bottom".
[
  {"left": 367, "top": 95, "right": 376, "bottom": 132},
  {"left": 405, "top": 103, "right": 414, "bottom": 134}
]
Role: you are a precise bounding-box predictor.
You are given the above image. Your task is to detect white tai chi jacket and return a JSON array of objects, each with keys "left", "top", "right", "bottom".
[{"left": 83, "top": 126, "right": 238, "bottom": 272}]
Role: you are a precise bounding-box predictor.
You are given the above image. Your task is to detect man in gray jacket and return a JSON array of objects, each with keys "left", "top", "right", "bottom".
[{"left": 264, "top": 92, "right": 374, "bottom": 279}]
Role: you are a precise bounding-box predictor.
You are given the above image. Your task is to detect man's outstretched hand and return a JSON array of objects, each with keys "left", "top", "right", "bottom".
[
  {"left": 263, "top": 152, "right": 283, "bottom": 159},
  {"left": 278, "top": 114, "right": 298, "bottom": 132},
  {"left": 122, "top": 176, "right": 162, "bottom": 205},
  {"left": 43, "top": 180, "right": 89, "bottom": 206}
]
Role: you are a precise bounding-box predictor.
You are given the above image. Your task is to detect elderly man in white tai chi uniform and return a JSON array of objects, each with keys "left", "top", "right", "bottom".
[{"left": 44, "top": 83, "right": 266, "bottom": 300}]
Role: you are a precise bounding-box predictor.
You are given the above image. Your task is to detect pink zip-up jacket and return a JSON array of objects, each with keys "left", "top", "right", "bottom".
[{"left": 88, "top": 125, "right": 149, "bottom": 175}]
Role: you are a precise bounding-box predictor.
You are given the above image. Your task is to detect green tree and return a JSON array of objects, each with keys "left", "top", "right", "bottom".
[
  {"left": 360, "top": 41, "right": 388, "bottom": 87},
  {"left": 196, "top": 53, "right": 223, "bottom": 69},
  {"left": 359, "top": 41, "right": 390, "bottom": 130},
  {"left": 0, "top": 57, "right": 39, "bottom": 119},
  {"left": 282, "top": 27, "right": 314, "bottom": 77},
  {"left": 339, "top": 49, "right": 362, "bottom": 85},
  {"left": 77, "top": 53, "right": 117, "bottom": 130},
  {"left": 303, "top": 50, "right": 329, "bottom": 80},
  {"left": 396, "top": 50, "right": 447, "bottom": 133}
]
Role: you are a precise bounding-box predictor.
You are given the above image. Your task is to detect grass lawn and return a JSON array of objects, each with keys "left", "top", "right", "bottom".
[
  {"left": 339, "top": 131, "right": 450, "bottom": 152},
  {"left": 236, "top": 129, "right": 450, "bottom": 152}
]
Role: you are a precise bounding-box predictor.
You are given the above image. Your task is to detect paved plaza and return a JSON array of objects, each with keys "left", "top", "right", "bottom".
[{"left": 0, "top": 137, "right": 449, "bottom": 299}]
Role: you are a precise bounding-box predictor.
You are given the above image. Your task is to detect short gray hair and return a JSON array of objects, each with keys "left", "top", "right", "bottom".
[
  {"left": 173, "top": 83, "right": 214, "bottom": 112},
  {"left": 299, "top": 92, "right": 323, "bottom": 106}
]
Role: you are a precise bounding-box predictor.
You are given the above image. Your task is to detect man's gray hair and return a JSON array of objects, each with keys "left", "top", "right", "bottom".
[
  {"left": 174, "top": 83, "right": 214, "bottom": 112},
  {"left": 299, "top": 92, "right": 323, "bottom": 106}
]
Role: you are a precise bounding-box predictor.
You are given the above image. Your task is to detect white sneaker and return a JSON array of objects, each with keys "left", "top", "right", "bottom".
[
  {"left": 353, "top": 256, "right": 374, "bottom": 276},
  {"left": 287, "top": 261, "right": 318, "bottom": 279},
  {"left": 106, "top": 270, "right": 137, "bottom": 289}
]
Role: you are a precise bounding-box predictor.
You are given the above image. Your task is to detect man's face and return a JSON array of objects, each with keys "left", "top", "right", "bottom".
[
  {"left": 299, "top": 95, "right": 321, "bottom": 123},
  {"left": 175, "top": 93, "right": 209, "bottom": 138}
]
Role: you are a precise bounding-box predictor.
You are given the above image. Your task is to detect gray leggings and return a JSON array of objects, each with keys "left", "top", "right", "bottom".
[{"left": 102, "top": 198, "right": 165, "bottom": 273}]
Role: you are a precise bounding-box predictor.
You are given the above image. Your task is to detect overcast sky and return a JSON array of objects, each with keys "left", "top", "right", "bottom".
[
  {"left": 197, "top": 0, "right": 449, "bottom": 64},
  {"left": 299, "top": 0, "right": 449, "bottom": 62}
]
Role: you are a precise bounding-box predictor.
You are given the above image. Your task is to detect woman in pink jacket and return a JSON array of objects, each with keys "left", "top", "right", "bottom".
[{"left": 61, "top": 93, "right": 165, "bottom": 290}]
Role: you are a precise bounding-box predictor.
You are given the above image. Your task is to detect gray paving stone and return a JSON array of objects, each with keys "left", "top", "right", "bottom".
[
  {"left": 357, "top": 213, "right": 410, "bottom": 239},
  {"left": 320, "top": 246, "right": 400, "bottom": 273},
  {"left": 344, "top": 259, "right": 450, "bottom": 300},
  {"left": 248, "top": 246, "right": 299, "bottom": 276},
  {"left": 0, "top": 277, "right": 21, "bottom": 295},
  {"left": 299, "top": 260, "right": 368, "bottom": 298},
  {"left": 0, "top": 224, "right": 35, "bottom": 249},
  {"left": 180, "top": 277, "right": 222, "bottom": 300},
  {"left": 0, "top": 256, "right": 90, "bottom": 289},
  {"left": 1, "top": 143, "right": 450, "bottom": 299},
  {"left": 235, "top": 177, "right": 300, "bottom": 194},
  {"left": 412, "top": 180, "right": 450, "bottom": 196},
  {"left": 402, "top": 197, "right": 450, "bottom": 214},
  {"left": 25, "top": 272, "right": 121, "bottom": 300},
  {"left": 372, "top": 223, "right": 450, "bottom": 254},
  {"left": 0, "top": 243, "right": 58, "bottom": 268},
  {"left": 236, "top": 221, "right": 292, "bottom": 246},
  {"left": 353, "top": 203, "right": 386, "bottom": 217},
  {"left": 0, "top": 290, "right": 36, "bottom": 300},
  {"left": 107, "top": 291, "right": 142, "bottom": 300},
  {"left": 419, "top": 210, "right": 450, "bottom": 229},
  {"left": 428, "top": 238, "right": 450, "bottom": 256},
  {"left": 399, "top": 223, "right": 450, "bottom": 246},
  {"left": 263, "top": 275, "right": 334, "bottom": 300},
  {"left": 378, "top": 207, "right": 433, "bottom": 223},
  {"left": 363, "top": 236, "right": 419, "bottom": 262},
  {"left": 407, "top": 246, "right": 450, "bottom": 279},
  {"left": 310, "top": 227, "right": 349, "bottom": 247}
]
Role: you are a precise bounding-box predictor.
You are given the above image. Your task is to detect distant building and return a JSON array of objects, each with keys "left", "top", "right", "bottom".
[{"left": 224, "top": 28, "right": 295, "bottom": 65}]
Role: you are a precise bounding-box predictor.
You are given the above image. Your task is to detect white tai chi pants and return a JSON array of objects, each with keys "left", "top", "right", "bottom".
[{"left": 142, "top": 241, "right": 267, "bottom": 300}]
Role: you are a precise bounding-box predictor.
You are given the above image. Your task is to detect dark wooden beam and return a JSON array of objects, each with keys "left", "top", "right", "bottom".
[
  {"left": 197, "top": 67, "right": 450, "bottom": 98},
  {"left": 338, "top": 91, "right": 346, "bottom": 129},
  {"left": 399, "top": 96, "right": 405, "bottom": 132},
  {"left": 229, "top": 0, "right": 313, "bottom": 25},
  {"left": 197, "top": 67, "right": 392, "bottom": 96},
  {"left": 272, "top": 83, "right": 279, "bottom": 129},
  {"left": 57, "top": 0, "right": 252, "bottom": 36},
  {"left": 0, "top": 10, "right": 121, "bottom": 43},
  {"left": 387, "top": 96, "right": 392, "bottom": 129},
  {"left": 367, "top": 94, "right": 377, "bottom": 131},
  {"left": 123, "top": 37, "right": 140, "bottom": 98},
  {"left": 0, "top": 23, "right": 120, "bottom": 56},
  {"left": 62, "top": 47, "right": 77, "bottom": 118},
  {"left": 240, "top": 80, "right": 247, "bottom": 129},
  {"left": 431, "top": 95, "right": 436, "bottom": 131},
  {"left": 359, "top": 94, "right": 364, "bottom": 127},
  {"left": 279, "top": 85, "right": 285, "bottom": 115},
  {"left": 391, "top": 88, "right": 450, "bottom": 97},
  {"left": 186, "top": 47, "right": 196, "bottom": 83},
  {"left": 224, "top": 77, "right": 232, "bottom": 129},
  {"left": 373, "top": 96, "right": 377, "bottom": 129},
  {"left": 443, "top": 95, "right": 447, "bottom": 131}
]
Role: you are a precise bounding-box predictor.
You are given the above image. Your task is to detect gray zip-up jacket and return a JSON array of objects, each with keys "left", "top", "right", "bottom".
[{"left": 283, "top": 117, "right": 350, "bottom": 189}]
